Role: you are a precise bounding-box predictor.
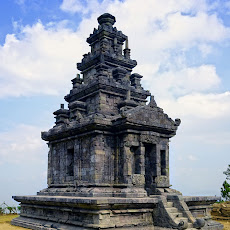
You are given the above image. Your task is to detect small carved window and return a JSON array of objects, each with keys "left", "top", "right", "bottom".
[
  {"left": 130, "top": 146, "right": 141, "bottom": 174},
  {"left": 160, "top": 150, "right": 166, "bottom": 176},
  {"left": 67, "top": 148, "right": 74, "bottom": 177}
]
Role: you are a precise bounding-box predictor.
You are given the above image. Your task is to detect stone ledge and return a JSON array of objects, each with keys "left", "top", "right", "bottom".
[
  {"left": 13, "top": 195, "right": 159, "bottom": 205},
  {"left": 184, "top": 196, "right": 221, "bottom": 202},
  {"left": 12, "top": 216, "right": 156, "bottom": 230}
]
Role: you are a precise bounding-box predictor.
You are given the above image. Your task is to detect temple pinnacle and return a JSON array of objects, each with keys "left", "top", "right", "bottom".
[{"left": 97, "top": 13, "right": 116, "bottom": 26}]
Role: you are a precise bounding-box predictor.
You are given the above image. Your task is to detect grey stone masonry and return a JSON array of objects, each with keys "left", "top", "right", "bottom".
[{"left": 12, "top": 13, "right": 223, "bottom": 230}]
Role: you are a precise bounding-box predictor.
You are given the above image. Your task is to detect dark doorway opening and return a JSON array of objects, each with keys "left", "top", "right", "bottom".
[{"left": 144, "top": 144, "right": 156, "bottom": 191}]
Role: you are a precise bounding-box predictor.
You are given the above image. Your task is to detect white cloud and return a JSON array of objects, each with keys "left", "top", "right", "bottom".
[
  {"left": 198, "top": 43, "right": 213, "bottom": 57},
  {"left": 150, "top": 12, "right": 230, "bottom": 50},
  {"left": 60, "top": 0, "right": 105, "bottom": 15},
  {"left": 1, "top": 0, "right": 230, "bottom": 99},
  {"left": 0, "top": 21, "right": 88, "bottom": 98},
  {"left": 0, "top": 124, "right": 47, "bottom": 164},
  {"left": 0, "top": 124, "right": 49, "bottom": 206},
  {"left": 141, "top": 65, "right": 221, "bottom": 98},
  {"left": 1, "top": 0, "right": 230, "bottom": 198},
  {"left": 103, "top": 0, "right": 230, "bottom": 52},
  {"left": 159, "top": 91, "right": 230, "bottom": 119},
  {"left": 60, "top": 0, "right": 85, "bottom": 13}
]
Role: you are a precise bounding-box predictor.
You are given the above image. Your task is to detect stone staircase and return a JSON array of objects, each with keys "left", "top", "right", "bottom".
[
  {"left": 165, "top": 200, "right": 195, "bottom": 229},
  {"left": 154, "top": 193, "right": 206, "bottom": 229}
]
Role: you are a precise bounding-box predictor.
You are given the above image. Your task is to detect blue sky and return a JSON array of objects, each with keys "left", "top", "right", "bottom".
[{"left": 0, "top": 0, "right": 230, "bottom": 206}]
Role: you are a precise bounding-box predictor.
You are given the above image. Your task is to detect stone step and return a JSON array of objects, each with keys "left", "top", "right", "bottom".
[
  {"left": 165, "top": 201, "right": 194, "bottom": 229},
  {"left": 170, "top": 212, "right": 183, "bottom": 219},
  {"left": 167, "top": 201, "right": 173, "bottom": 207},
  {"left": 174, "top": 217, "right": 189, "bottom": 224},
  {"left": 165, "top": 207, "right": 179, "bottom": 213}
]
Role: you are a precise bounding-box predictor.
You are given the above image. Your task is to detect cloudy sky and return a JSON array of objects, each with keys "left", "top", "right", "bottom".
[{"left": 0, "top": 0, "right": 230, "bottom": 206}]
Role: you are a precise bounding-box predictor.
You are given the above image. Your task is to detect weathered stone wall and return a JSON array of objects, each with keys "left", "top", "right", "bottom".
[
  {"left": 113, "top": 132, "right": 170, "bottom": 192},
  {"left": 122, "top": 133, "right": 144, "bottom": 186},
  {"left": 48, "top": 137, "right": 92, "bottom": 186},
  {"left": 84, "top": 91, "right": 125, "bottom": 116},
  {"left": 14, "top": 196, "right": 158, "bottom": 230},
  {"left": 98, "top": 91, "right": 122, "bottom": 115},
  {"left": 92, "top": 134, "right": 115, "bottom": 185},
  {"left": 85, "top": 93, "right": 100, "bottom": 114},
  {"left": 47, "top": 130, "right": 170, "bottom": 191},
  {"left": 48, "top": 133, "right": 116, "bottom": 188}
]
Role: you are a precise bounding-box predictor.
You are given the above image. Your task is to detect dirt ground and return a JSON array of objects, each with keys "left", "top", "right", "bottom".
[
  {"left": 0, "top": 214, "right": 230, "bottom": 229},
  {"left": 214, "top": 218, "right": 230, "bottom": 230},
  {"left": 0, "top": 215, "right": 24, "bottom": 230}
]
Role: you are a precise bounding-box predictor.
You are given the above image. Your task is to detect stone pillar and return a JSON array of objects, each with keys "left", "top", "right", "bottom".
[
  {"left": 155, "top": 140, "right": 170, "bottom": 188},
  {"left": 65, "top": 141, "right": 75, "bottom": 184},
  {"left": 140, "top": 144, "right": 145, "bottom": 175},
  {"left": 92, "top": 134, "right": 107, "bottom": 185},
  {"left": 60, "top": 142, "right": 66, "bottom": 184},
  {"left": 156, "top": 144, "right": 161, "bottom": 179},
  {"left": 131, "top": 145, "right": 145, "bottom": 188},
  {"left": 47, "top": 145, "right": 53, "bottom": 186},
  {"left": 52, "top": 144, "right": 60, "bottom": 185},
  {"left": 123, "top": 145, "right": 132, "bottom": 185},
  {"left": 74, "top": 139, "right": 81, "bottom": 186},
  {"left": 166, "top": 142, "right": 169, "bottom": 182}
]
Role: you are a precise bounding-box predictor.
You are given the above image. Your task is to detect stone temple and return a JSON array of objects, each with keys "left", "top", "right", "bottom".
[{"left": 12, "top": 13, "right": 223, "bottom": 230}]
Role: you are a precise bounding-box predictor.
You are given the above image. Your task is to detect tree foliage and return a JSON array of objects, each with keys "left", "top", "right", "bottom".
[
  {"left": 221, "top": 165, "right": 230, "bottom": 201},
  {"left": 224, "top": 164, "right": 230, "bottom": 180},
  {"left": 221, "top": 180, "right": 230, "bottom": 201},
  {"left": 0, "top": 202, "right": 20, "bottom": 214}
]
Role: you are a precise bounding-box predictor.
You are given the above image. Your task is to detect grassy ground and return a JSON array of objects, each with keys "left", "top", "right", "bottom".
[{"left": 0, "top": 214, "right": 230, "bottom": 229}]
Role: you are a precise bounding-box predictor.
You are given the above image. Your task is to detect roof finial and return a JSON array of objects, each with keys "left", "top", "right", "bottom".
[
  {"left": 124, "top": 37, "right": 131, "bottom": 59},
  {"left": 126, "top": 90, "right": 131, "bottom": 100},
  {"left": 114, "top": 37, "right": 117, "bottom": 45},
  {"left": 97, "top": 13, "right": 116, "bottom": 26},
  {"left": 149, "top": 96, "right": 157, "bottom": 108},
  {"left": 125, "top": 37, "right": 129, "bottom": 49}
]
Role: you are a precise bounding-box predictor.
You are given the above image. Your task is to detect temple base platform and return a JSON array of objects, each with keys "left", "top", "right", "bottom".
[{"left": 12, "top": 194, "right": 223, "bottom": 230}]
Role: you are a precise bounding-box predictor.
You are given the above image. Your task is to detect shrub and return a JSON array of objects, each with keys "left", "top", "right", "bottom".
[{"left": 0, "top": 207, "right": 4, "bottom": 215}]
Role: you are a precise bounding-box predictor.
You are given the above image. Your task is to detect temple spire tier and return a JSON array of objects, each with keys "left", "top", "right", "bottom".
[{"left": 77, "top": 13, "right": 137, "bottom": 84}]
